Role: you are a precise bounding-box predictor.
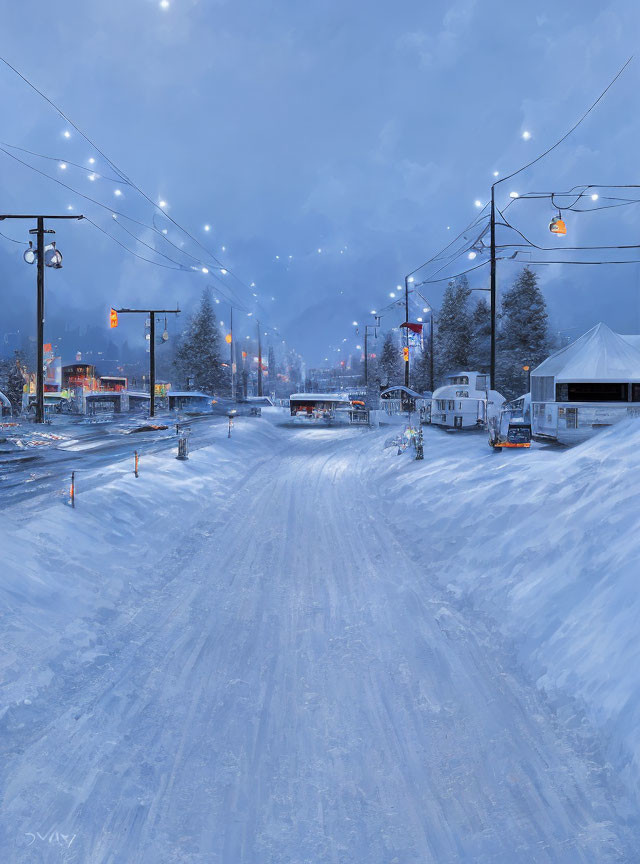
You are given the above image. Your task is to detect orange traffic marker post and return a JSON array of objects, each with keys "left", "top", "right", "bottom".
[
  {"left": 70, "top": 471, "right": 75, "bottom": 508},
  {"left": 134, "top": 450, "right": 139, "bottom": 478}
]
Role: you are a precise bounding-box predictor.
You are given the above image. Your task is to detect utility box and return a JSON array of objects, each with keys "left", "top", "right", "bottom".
[{"left": 176, "top": 435, "right": 189, "bottom": 460}]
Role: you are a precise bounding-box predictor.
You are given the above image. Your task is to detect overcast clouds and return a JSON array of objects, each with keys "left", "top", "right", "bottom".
[{"left": 1, "top": 0, "right": 640, "bottom": 363}]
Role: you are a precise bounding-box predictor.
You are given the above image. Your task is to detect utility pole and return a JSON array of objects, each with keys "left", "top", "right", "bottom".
[
  {"left": 114, "top": 307, "right": 180, "bottom": 417},
  {"left": 404, "top": 275, "right": 410, "bottom": 387},
  {"left": 257, "top": 320, "right": 263, "bottom": 397},
  {"left": 490, "top": 184, "right": 497, "bottom": 390},
  {"left": 0, "top": 214, "right": 83, "bottom": 423},
  {"left": 230, "top": 306, "right": 235, "bottom": 401}
]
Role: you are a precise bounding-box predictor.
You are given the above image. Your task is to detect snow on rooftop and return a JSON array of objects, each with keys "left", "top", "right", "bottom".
[{"left": 532, "top": 323, "right": 640, "bottom": 383}]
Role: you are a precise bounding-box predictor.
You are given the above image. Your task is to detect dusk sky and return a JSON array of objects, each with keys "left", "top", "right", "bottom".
[{"left": 1, "top": 0, "right": 640, "bottom": 365}]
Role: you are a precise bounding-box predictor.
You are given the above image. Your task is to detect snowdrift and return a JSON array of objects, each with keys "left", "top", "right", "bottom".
[{"left": 374, "top": 419, "right": 640, "bottom": 797}]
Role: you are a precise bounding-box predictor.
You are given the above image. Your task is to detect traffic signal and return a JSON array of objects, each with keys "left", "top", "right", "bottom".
[
  {"left": 403, "top": 346, "right": 409, "bottom": 362},
  {"left": 110, "top": 308, "right": 118, "bottom": 328}
]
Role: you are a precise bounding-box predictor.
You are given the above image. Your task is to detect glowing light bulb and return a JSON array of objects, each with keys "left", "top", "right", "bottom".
[
  {"left": 474, "top": 199, "right": 482, "bottom": 208},
  {"left": 417, "top": 318, "right": 423, "bottom": 323},
  {"left": 356, "top": 344, "right": 362, "bottom": 350},
  {"left": 162, "top": 229, "right": 168, "bottom": 235},
  {"left": 509, "top": 191, "right": 519, "bottom": 198},
  {"left": 250, "top": 282, "right": 256, "bottom": 287},
  {"left": 88, "top": 173, "right": 96, "bottom": 181},
  {"left": 371, "top": 309, "right": 376, "bottom": 314},
  {"left": 204, "top": 224, "right": 211, "bottom": 231},
  {"left": 447, "top": 226, "right": 451, "bottom": 230},
  {"left": 591, "top": 193, "right": 599, "bottom": 201},
  {"left": 63, "top": 130, "right": 71, "bottom": 139},
  {"left": 522, "top": 130, "right": 531, "bottom": 140},
  {"left": 407, "top": 276, "right": 415, "bottom": 283},
  {"left": 201, "top": 267, "right": 209, "bottom": 274},
  {"left": 389, "top": 292, "right": 396, "bottom": 298},
  {"left": 317, "top": 248, "right": 322, "bottom": 253},
  {"left": 221, "top": 245, "right": 226, "bottom": 251},
  {"left": 493, "top": 170, "right": 499, "bottom": 177},
  {"left": 275, "top": 255, "right": 280, "bottom": 260},
  {"left": 159, "top": 200, "right": 167, "bottom": 208},
  {"left": 220, "top": 268, "right": 228, "bottom": 275},
  {"left": 423, "top": 307, "right": 429, "bottom": 313},
  {"left": 468, "top": 251, "right": 477, "bottom": 260},
  {"left": 67, "top": 205, "right": 74, "bottom": 211},
  {"left": 88, "top": 157, "right": 95, "bottom": 164},
  {"left": 352, "top": 320, "right": 358, "bottom": 326},
  {"left": 59, "top": 163, "right": 67, "bottom": 170},
  {"left": 114, "top": 189, "right": 122, "bottom": 196},
  {"left": 160, "top": 0, "right": 169, "bottom": 7}
]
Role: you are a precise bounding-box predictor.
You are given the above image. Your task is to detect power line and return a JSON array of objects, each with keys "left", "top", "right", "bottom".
[{"left": 497, "top": 56, "right": 633, "bottom": 186}]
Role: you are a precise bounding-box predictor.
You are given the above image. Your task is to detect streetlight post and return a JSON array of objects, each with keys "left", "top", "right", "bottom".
[
  {"left": 0, "top": 213, "right": 83, "bottom": 423},
  {"left": 257, "top": 320, "right": 263, "bottom": 397},
  {"left": 114, "top": 307, "right": 180, "bottom": 417},
  {"left": 404, "top": 275, "right": 410, "bottom": 387},
  {"left": 490, "top": 184, "right": 497, "bottom": 390}
]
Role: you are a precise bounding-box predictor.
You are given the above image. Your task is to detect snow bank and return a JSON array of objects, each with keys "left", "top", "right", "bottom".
[
  {"left": 372, "top": 419, "right": 640, "bottom": 796},
  {"left": 0, "top": 417, "right": 280, "bottom": 713}
]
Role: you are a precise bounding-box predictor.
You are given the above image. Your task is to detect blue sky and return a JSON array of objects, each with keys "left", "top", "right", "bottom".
[{"left": 1, "top": 0, "right": 640, "bottom": 365}]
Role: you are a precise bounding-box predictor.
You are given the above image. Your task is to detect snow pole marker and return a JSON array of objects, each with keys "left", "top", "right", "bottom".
[
  {"left": 134, "top": 450, "right": 139, "bottom": 478},
  {"left": 70, "top": 471, "right": 75, "bottom": 508}
]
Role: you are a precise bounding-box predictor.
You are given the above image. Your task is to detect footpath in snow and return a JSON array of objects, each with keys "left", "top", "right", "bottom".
[{"left": 0, "top": 410, "right": 639, "bottom": 862}]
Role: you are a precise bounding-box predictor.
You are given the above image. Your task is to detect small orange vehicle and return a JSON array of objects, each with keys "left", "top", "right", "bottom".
[{"left": 489, "top": 422, "right": 531, "bottom": 451}]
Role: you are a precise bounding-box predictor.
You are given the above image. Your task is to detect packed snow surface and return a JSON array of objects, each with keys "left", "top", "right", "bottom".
[{"left": 1, "top": 412, "right": 640, "bottom": 862}]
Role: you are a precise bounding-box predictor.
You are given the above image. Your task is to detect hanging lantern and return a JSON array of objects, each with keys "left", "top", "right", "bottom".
[{"left": 549, "top": 213, "right": 566, "bottom": 235}]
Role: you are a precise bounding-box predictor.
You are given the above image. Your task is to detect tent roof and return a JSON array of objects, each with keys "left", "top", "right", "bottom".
[
  {"left": 531, "top": 323, "right": 640, "bottom": 383},
  {"left": 380, "top": 386, "right": 428, "bottom": 399}
]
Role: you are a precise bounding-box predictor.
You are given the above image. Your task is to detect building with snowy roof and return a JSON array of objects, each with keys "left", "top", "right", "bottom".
[{"left": 530, "top": 323, "right": 640, "bottom": 444}]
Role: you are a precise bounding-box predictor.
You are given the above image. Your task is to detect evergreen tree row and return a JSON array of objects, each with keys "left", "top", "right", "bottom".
[{"left": 372, "top": 267, "right": 550, "bottom": 400}]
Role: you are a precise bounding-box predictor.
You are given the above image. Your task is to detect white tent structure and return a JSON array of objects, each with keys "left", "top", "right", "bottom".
[{"left": 530, "top": 323, "right": 640, "bottom": 443}]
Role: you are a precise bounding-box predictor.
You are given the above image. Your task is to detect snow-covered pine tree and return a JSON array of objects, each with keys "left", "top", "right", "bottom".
[
  {"left": 173, "top": 289, "right": 227, "bottom": 394},
  {"left": 379, "top": 330, "right": 402, "bottom": 388},
  {"left": 497, "top": 266, "right": 549, "bottom": 400},
  {"left": 4, "top": 352, "right": 26, "bottom": 411},
  {"left": 435, "top": 275, "right": 472, "bottom": 381},
  {"left": 469, "top": 296, "right": 491, "bottom": 372}
]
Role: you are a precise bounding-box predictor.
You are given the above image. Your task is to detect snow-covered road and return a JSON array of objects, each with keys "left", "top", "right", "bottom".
[{"left": 1, "top": 417, "right": 638, "bottom": 862}]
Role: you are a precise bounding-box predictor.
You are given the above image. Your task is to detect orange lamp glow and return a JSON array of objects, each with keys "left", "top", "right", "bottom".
[
  {"left": 225, "top": 333, "right": 232, "bottom": 344},
  {"left": 549, "top": 215, "right": 566, "bottom": 235},
  {"left": 110, "top": 308, "right": 118, "bottom": 328},
  {"left": 403, "top": 346, "right": 409, "bottom": 362}
]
